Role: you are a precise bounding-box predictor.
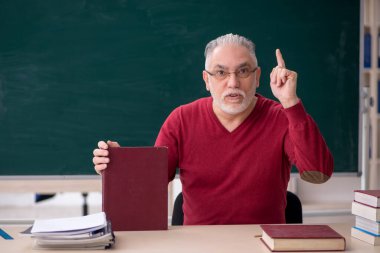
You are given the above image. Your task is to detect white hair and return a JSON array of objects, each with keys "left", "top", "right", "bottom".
[{"left": 204, "top": 33, "right": 258, "bottom": 69}]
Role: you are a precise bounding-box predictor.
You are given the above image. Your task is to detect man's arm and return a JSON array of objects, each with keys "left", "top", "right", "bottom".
[
  {"left": 270, "top": 49, "right": 333, "bottom": 182},
  {"left": 155, "top": 108, "right": 181, "bottom": 182},
  {"left": 284, "top": 102, "right": 334, "bottom": 183}
]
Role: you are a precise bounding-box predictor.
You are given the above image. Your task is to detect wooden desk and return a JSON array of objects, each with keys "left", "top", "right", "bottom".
[{"left": 1, "top": 223, "right": 378, "bottom": 253}]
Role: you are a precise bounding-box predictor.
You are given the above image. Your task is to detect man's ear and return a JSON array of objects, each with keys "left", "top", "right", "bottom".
[
  {"left": 202, "top": 70, "right": 210, "bottom": 91},
  {"left": 255, "top": 67, "right": 261, "bottom": 88}
]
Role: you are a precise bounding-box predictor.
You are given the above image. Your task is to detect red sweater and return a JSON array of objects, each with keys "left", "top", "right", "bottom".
[{"left": 155, "top": 94, "right": 333, "bottom": 225}]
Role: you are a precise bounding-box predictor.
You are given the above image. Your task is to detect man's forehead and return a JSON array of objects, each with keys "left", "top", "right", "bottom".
[
  {"left": 213, "top": 62, "right": 251, "bottom": 69},
  {"left": 208, "top": 44, "right": 255, "bottom": 68}
]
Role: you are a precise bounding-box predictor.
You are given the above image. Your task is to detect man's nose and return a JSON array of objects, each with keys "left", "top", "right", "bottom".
[{"left": 227, "top": 73, "right": 240, "bottom": 88}]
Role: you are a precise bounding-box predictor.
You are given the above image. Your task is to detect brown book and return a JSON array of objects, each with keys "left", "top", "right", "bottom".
[
  {"left": 102, "top": 147, "right": 168, "bottom": 231},
  {"left": 260, "top": 224, "right": 346, "bottom": 252},
  {"left": 354, "top": 190, "right": 380, "bottom": 208}
]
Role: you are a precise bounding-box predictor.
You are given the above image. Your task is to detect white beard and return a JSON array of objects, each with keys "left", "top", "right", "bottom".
[{"left": 211, "top": 87, "right": 256, "bottom": 115}]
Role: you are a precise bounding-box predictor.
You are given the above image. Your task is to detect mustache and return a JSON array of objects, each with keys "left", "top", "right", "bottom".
[{"left": 222, "top": 89, "right": 246, "bottom": 99}]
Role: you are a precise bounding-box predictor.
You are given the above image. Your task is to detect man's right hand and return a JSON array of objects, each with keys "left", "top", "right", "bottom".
[{"left": 93, "top": 140, "right": 120, "bottom": 174}]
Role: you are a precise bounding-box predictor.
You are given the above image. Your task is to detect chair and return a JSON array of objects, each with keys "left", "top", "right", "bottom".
[
  {"left": 171, "top": 191, "right": 303, "bottom": 225},
  {"left": 171, "top": 192, "right": 185, "bottom": 225},
  {"left": 285, "top": 191, "right": 303, "bottom": 224}
]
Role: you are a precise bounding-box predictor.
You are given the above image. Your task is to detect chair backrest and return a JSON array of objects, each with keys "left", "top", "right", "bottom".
[
  {"left": 171, "top": 191, "right": 303, "bottom": 225},
  {"left": 285, "top": 191, "right": 303, "bottom": 223},
  {"left": 171, "top": 192, "right": 184, "bottom": 225}
]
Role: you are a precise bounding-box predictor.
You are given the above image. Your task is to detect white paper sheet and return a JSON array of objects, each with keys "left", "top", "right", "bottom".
[{"left": 31, "top": 212, "right": 107, "bottom": 234}]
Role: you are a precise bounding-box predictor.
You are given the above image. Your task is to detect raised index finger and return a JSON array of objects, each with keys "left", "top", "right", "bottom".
[{"left": 276, "top": 49, "right": 286, "bottom": 68}]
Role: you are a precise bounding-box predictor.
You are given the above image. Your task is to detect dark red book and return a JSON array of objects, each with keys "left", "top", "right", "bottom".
[
  {"left": 260, "top": 224, "right": 346, "bottom": 252},
  {"left": 102, "top": 147, "right": 168, "bottom": 231},
  {"left": 354, "top": 190, "right": 380, "bottom": 208}
]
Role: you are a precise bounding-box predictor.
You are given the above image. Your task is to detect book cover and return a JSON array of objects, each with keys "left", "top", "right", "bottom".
[
  {"left": 260, "top": 224, "right": 346, "bottom": 252},
  {"left": 102, "top": 146, "right": 168, "bottom": 231},
  {"left": 351, "top": 226, "right": 380, "bottom": 246},
  {"left": 378, "top": 82, "right": 380, "bottom": 113},
  {"left": 352, "top": 201, "right": 380, "bottom": 222},
  {"left": 378, "top": 33, "right": 380, "bottom": 68},
  {"left": 354, "top": 190, "right": 380, "bottom": 208},
  {"left": 364, "top": 32, "right": 371, "bottom": 68}
]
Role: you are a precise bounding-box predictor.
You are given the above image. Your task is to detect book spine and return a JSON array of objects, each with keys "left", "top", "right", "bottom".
[
  {"left": 379, "top": 81, "right": 380, "bottom": 113},
  {"left": 369, "top": 123, "right": 372, "bottom": 159},
  {"left": 378, "top": 32, "right": 380, "bottom": 68},
  {"left": 364, "top": 32, "right": 371, "bottom": 68}
]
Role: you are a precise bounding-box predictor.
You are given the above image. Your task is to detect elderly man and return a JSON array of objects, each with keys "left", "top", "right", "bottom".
[{"left": 93, "top": 34, "right": 333, "bottom": 225}]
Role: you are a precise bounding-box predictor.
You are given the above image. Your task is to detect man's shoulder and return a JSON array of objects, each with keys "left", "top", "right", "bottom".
[
  {"left": 254, "top": 94, "right": 290, "bottom": 128},
  {"left": 256, "top": 94, "right": 283, "bottom": 113}
]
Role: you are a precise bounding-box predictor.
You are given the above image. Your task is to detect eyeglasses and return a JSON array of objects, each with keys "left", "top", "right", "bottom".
[{"left": 205, "top": 67, "right": 258, "bottom": 80}]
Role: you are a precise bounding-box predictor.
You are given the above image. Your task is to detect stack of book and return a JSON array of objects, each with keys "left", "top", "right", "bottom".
[
  {"left": 21, "top": 212, "right": 115, "bottom": 250},
  {"left": 351, "top": 190, "right": 380, "bottom": 245}
]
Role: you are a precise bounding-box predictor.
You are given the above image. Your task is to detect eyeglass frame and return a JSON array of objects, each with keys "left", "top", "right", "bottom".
[{"left": 204, "top": 66, "right": 259, "bottom": 80}]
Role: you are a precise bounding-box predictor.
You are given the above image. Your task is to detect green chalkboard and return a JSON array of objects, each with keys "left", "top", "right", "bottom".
[{"left": 0, "top": 0, "right": 359, "bottom": 175}]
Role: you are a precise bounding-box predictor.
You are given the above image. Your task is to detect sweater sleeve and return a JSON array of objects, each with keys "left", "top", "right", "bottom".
[
  {"left": 284, "top": 101, "right": 334, "bottom": 184},
  {"left": 154, "top": 108, "right": 181, "bottom": 183}
]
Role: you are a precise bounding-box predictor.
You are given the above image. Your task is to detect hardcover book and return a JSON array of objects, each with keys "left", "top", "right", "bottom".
[
  {"left": 354, "top": 190, "right": 380, "bottom": 208},
  {"left": 351, "top": 226, "right": 380, "bottom": 246},
  {"left": 260, "top": 224, "right": 346, "bottom": 252},
  {"left": 355, "top": 216, "right": 380, "bottom": 235},
  {"left": 102, "top": 147, "right": 168, "bottom": 231},
  {"left": 352, "top": 201, "right": 380, "bottom": 222}
]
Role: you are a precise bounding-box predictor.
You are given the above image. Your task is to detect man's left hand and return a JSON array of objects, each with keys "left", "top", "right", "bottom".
[{"left": 270, "top": 49, "right": 299, "bottom": 108}]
